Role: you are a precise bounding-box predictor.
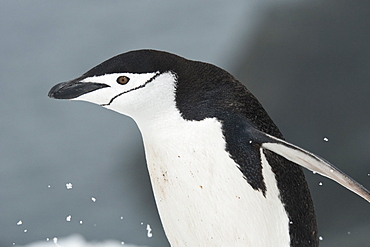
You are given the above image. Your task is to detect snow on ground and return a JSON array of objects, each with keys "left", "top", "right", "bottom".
[{"left": 17, "top": 234, "right": 145, "bottom": 247}]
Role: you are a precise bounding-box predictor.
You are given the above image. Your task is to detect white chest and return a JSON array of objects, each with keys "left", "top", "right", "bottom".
[{"left": 139, "top": 117, "right": 290, "bottom": 247}]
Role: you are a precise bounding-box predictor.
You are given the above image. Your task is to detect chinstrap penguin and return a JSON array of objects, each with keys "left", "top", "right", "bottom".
[{"left": 48, "top": 49, "right": 370, "bottom": 247}]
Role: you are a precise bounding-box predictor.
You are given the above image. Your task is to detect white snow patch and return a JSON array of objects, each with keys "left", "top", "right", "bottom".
[
  {"left": 65, "top": 183, "right": 73, "bottom": 189},
  {"left": 146, "top": 224, "right": 152, "bottom": 238},
  {"left": 18, "top": 234, "right": 144, "bottom": 246}
]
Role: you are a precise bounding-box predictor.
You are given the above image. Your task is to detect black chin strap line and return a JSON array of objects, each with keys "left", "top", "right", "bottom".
[{"left": 101, "top": 71, "right": 162, "bottom": 106}]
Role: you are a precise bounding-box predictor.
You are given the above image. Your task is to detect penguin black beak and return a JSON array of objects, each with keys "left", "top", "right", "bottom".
[{"left": 48, "top": 79, "right": 109, "bottom": 100}]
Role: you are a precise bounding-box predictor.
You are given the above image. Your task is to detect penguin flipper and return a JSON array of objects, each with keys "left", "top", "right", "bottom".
[{"left": 249, "top": 128, "right": 370, "bottom": 202}]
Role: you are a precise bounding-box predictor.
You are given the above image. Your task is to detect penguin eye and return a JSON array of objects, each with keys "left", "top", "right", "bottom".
[{"left": 117, "top": 76, "right": 130, "bottom": 85}]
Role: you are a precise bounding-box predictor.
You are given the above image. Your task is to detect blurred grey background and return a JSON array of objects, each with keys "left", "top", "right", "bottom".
[{"left": 1, "top": 0, "right": 369, "bottom": 246}]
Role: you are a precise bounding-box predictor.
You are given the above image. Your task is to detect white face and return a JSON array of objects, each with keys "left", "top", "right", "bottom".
[{"left": 73, "top": 71, "right": 179, "bottom": 123}]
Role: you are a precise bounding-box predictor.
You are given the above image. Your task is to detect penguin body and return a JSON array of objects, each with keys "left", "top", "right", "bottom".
[
  {"left": 49, "top": 50, "right": 369, "bottom": 247},
  {"left": 136, "top": 106, "right": 291, "bottom": 246}
]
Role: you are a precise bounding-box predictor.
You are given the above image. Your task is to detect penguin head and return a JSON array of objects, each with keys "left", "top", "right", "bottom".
[
  {"left": 48, "top": 49, "right": 258, "bottom": 126},
  {"left": 48, "top": 50, "right": 191, "bottom": 121}
]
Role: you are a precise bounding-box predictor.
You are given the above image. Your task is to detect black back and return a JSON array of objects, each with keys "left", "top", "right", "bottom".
[{"left": 172, "top": 55, "right": 318, "bottom": 247}]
